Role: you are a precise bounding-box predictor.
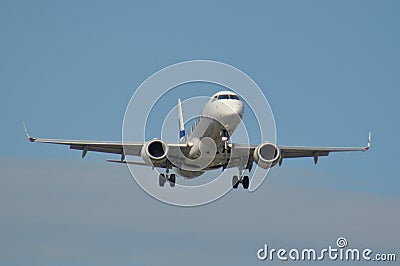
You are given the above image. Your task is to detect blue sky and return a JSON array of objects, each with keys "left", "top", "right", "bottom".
[{"left": 1, "top": 1, "right": 399, "bottom": 265}]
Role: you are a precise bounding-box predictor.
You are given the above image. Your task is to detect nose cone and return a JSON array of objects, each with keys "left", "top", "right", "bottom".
[
  {"left": 203, "top": 95, "right": 244, "bottom": 129},
  {"left": 225, "top": 100, "right": 244, "bottom": 117},
  {"left": 218, "top": 100, "right": 244, "bottom": 128}
]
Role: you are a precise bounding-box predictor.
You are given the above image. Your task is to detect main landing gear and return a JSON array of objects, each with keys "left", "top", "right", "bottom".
[
  {"left": 158, "top": 168, "right": 176, "bottom": 187},
  {"left": 232, "top": 175, "right": 249, "bottom": 190}
]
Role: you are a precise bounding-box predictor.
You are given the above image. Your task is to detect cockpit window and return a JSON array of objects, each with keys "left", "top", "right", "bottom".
[
  {"left": 213, "top": 94, "right": 241, "bottom": 100},
  {"left": 217, "top": 94, "right": 230, "bottom": 100}
]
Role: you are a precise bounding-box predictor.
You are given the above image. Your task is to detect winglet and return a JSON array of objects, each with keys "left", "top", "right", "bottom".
[
  {"left": 22, "top": 122, "right": 36, "bottom": 142},
  {"left": 364, "top": 132, "right": 371, "bottom": 151}
]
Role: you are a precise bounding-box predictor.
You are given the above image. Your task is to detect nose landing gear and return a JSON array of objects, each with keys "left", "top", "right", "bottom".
[{"left": 220, "top": 129, "right": 231, "bottom": 153}]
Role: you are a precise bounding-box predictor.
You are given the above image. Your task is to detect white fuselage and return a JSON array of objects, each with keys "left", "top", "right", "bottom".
[{"left": 175, "top": 91, "right": 244, "bottom": 178}]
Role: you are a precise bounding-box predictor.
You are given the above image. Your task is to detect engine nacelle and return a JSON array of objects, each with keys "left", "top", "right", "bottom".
[
  {"left": 253, "top": 142, "right": 281, "bottom": 169},
  {"left": 140, "top": 139, "right": 169, "bottom": 167}
]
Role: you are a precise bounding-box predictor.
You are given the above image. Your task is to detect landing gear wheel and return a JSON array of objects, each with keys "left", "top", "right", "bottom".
[
  {"left": 242, "top": 176, "right": 249, "bottom": 190},
  {"left": 159, "top": 174, "right": 166, "bottom": 187},
  {"left": 232, "top": 175, "right": 239, "bottom": 189},
  {"left": 169, "top": 174, "right": 176, "bottom": 187}
]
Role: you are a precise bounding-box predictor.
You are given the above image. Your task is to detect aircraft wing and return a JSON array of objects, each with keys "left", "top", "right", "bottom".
[
  {"left": 24, "top": 123, "right": 142, "bottom": 158},
  {"left": 27, "top": 136, "right": 143, "bottom": 157},
  {"left": 279, "top": 132, "right": 371, "bottom": 162},
  {"left": 23, "top": 123, "right": 189, "bottom": 162},
  {"left": 24, "top": 122, "right": 370, "bottom": 168},
  {"left": 229, "top": 132, "right": 371, "bottom": 168},
  {"left": 278, "top": 144, "right": 369, "bottom": 165}
]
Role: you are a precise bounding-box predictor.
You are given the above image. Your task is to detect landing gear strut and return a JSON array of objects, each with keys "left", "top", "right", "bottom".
[
  {"left": 159, "top": 173, "right": 167, "bottom": 187},
  {"left": 232, "top": 175, "right": 249, "bottom": 190},
  {"left": 169, "top": 174, "right": 176, "bottom": 187}
]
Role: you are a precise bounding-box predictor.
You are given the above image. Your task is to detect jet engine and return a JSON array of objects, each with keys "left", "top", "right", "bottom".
[
  {"left": 140, "top": 139, "right": 169, "bottom": 166},
  {"left": 253, "top": 142, "right": 281, "bottom": 169}
]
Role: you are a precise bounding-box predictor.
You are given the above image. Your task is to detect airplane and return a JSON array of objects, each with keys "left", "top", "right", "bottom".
[{"left": 24, "top": 91, "right": 371, "bottom": 189}]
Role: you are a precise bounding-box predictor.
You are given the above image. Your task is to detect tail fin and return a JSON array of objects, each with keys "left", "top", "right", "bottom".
[{"left": 178, "top": 98, "right": 185, "bottom": 142}]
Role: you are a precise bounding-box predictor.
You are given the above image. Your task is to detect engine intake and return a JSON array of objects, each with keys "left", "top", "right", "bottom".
[
  {"left": 253, "top": 142, "right": 281, "bottom": 169},
  {"left": 140, "top": 139, "right": 169, "bottom": 166}
]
